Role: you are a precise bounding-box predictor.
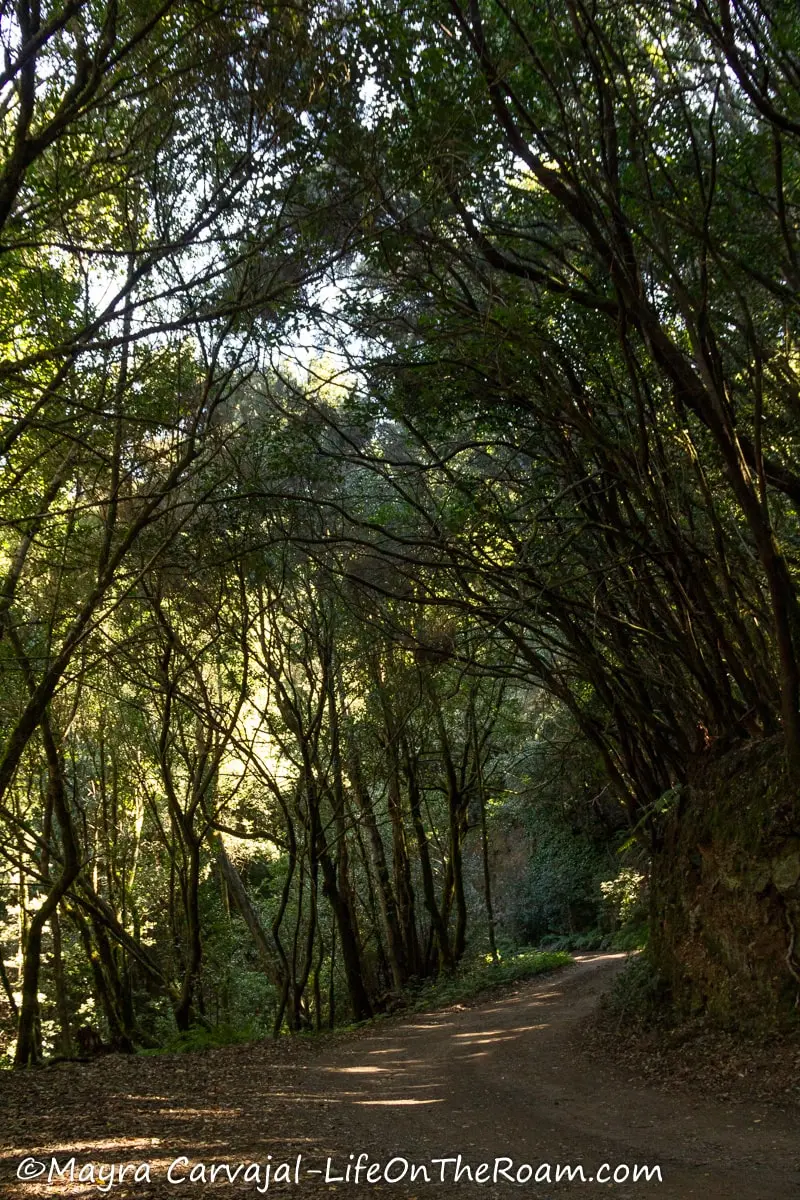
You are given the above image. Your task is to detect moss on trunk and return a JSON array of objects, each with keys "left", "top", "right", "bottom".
[{"left": 651, "top": 736, "right": 800, "bottom": 1031}]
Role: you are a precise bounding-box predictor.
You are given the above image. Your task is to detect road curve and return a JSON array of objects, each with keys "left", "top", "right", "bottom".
[
  {"left": 1, "top": 953, "right": 798, "bottom": 1198},
  {"left": 287, "top": 953, "right": 800, "bottom": 1198}
]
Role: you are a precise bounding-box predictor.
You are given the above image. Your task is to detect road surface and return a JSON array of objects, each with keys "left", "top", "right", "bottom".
[{"left": 1, "top": 953, "right": 798, "bottom": 1197}]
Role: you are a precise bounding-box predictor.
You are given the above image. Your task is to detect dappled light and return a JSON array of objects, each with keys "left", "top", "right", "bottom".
[
  {"left": 4, "top": 957, "right": 797, "bottom": 1199},
  {"left": 324, "top": 1066, "right": 390, "bottom": 1075},
  {"left": 0, "top": 0, "right": 798, "bottom": 1195},
  {"left": 452, "top": 1029, "right": 508, "bottom": 1038},
  {"left": 355, "top": 1099, "right": 444, "bottom": 1106}
]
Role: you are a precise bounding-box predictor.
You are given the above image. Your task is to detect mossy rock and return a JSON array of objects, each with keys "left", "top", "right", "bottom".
[
  {"left": 772, "top": 846, "right": 800, "bottom": 895},
  {"left": 650, "top": 737, "right": 800, "bottom": 1032}
]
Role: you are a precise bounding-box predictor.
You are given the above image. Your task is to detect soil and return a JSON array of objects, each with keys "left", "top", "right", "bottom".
[
  {"left": 582, "top": 990, "right": 800, "bottom": 1110},
  {"left": 1, "top": 953, "right": 798, "bottom": 1199}
]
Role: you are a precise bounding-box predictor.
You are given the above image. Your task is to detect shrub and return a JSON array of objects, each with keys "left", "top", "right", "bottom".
[{"left": 601, "top": 952, "right": 669, "bottom": 1029}]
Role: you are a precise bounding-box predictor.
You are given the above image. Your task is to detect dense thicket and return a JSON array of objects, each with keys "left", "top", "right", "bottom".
[{"left": 1, "top": 0, "right": 799, "bottom": 1063}]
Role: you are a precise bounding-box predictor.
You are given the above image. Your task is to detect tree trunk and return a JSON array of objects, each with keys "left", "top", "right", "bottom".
[
  {"left": 348, "top": 750, "right": 408, "bottom": 990},
  {"left": 318, "top": 845, "right": 373, "bottom": 1020},
  {"left": 214, "top": 836, "right": 283, "bottom": 990},
  {"left": 404, "top": 744, "right": 452, "bottom": 972},
  {"left": 50, "top": 906, "right": 73, "bottom": 1056},
  {"left": 15, "top": 719, "right": 80, "bottom": 1067},
  {"left": 174, "top": 835, "right": 202, "bottom": 1032}
]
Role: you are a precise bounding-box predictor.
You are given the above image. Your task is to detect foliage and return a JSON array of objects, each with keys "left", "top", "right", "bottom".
[
  {"left": 399, "top": 949, "right": 572, "bottom": 1016},
  {"left": 600, "top": 869, "right": 648, "bottom": 929},
  {"left": 142, "top": 1024, "right": 263, "bottom": 1057},
  {"left": 601, "top": 954, "right": 672, "bottom": 1031}
]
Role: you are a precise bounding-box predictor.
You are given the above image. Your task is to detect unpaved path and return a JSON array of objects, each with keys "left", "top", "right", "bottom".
[{"left": 1, "top": 953, "right": 798, "bottom": 1198}]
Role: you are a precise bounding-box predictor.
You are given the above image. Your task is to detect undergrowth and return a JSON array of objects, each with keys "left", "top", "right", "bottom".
[
  {"left": 539, "top": 923, "right": 648, "bottom": 954},
  {"left": 139, "top": 949, "right": 572, "bottom": 1053},
  {"left": 599, "top": 951, "right": 670, "bottom": 1030},
  {"left": 139, "top": 1023, "right": 260, "bottom": 1055},
  {"left": 396, "top": 948, "right": 572, "bottom": 1016}
]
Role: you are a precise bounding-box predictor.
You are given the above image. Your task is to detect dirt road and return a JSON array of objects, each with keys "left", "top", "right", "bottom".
[{"left": 1, "top": 953, "right": 798, "bottom": 1198}]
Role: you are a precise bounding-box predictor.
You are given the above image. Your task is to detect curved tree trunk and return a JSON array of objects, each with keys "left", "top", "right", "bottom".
[{"left": 15, "top": 718, "right": 79, "bottom": 1067}]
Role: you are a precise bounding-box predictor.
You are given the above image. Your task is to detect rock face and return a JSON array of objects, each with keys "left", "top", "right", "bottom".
[{"left": 650, "top": 736, "right": 800, "bottom": 1030}]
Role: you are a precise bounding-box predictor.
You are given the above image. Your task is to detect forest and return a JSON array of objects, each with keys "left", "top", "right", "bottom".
[{"left": 1, "top": 0, "right": 800, "bottom": 1083}]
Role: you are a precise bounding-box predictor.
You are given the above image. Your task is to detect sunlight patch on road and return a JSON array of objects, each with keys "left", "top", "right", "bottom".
[
  {"left": 404, "top": 1022, "right": 453, "bottom": 1029},
  {"left": 5, "top": 1139, "right": 158, "bottom": 1156},
  {"left": 354, "top": 1098, "right": 444, "bottom": 1106},
  {"left": 348, "top": 1057, "right": 425, "bottom": 1067},
  {"left": 156, "top": 1107, "right": 242, "bottom": 1117},
  {"left": 452, "top": 1035, "right": 516, "bottom": 1045},
  {"left": 452, "top": 1029, "right": 507, "bottom": 1038},
  {"left": 324, "top": 1066, "right": 390, "bottom": 1074}
]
